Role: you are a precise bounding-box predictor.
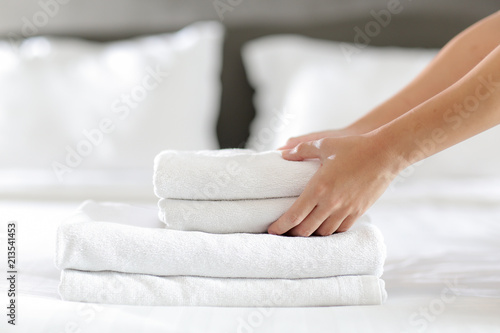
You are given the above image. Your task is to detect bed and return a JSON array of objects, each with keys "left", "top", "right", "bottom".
[{"left": 1, "top": 1, "right": 500, "bottom": 332}]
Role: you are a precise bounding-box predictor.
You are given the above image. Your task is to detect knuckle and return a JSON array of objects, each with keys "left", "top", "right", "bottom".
[
  {"left": 295, "top": 143, "right": 305, "bottom": 153},
  {"left": 334, "top": 204, "right": 349, "bottom": 215},
  {"left": 315, "top": 138, "right": 325, "bottom": 148},
  {"left": 315, "top": 182, "right": 330, "bottom": 196},
  {"left": 323, "top": 194, "right": 337, "bottom": 206},
  {"left": 319, "top": 137, "right": 335, "bottom": 151},
  {"left": 286, "top": 213, "right": 302, "bottom": 227}
]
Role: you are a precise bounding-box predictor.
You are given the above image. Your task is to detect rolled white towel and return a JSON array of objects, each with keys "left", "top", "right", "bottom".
[
  {"left": 55, "top": 201, "right": 386, "bottom": 279},
  {"left": 158, "top": 197, "right": 297, "bottom": 233},
  {"left": 153, "top": 149, "right": 320, "bottom": 200},
  {"left": 59, "top": 269, "right": 387, "bottom": 307}
]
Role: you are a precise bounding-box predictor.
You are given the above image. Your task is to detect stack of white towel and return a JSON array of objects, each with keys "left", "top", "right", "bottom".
[{"left": 56, "top": 149, "right": 387, "bottom": 306}]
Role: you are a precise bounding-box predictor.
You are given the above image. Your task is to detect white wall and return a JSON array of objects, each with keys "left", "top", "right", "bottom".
[{"left": 0, "top": 0, "right": 497, "bottom": 38}]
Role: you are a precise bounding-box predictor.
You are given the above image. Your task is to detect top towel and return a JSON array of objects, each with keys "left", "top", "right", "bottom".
[{"left": 153, "top": 149, "right": 320, "bottom": 200}]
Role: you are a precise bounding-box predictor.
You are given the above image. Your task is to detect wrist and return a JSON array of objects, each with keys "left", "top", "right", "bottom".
[
  {"left": 343, "top": 123, "right": 366, "bottom": 136},
  {"left": 345, "top": 119, "right": 381, "bottom": 136},
  {"left": 362, "top": 127, "right": 412, "bottom": 179}
]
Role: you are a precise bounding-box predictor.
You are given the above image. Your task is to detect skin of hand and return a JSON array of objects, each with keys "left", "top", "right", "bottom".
[
  {"left": 268, "top": 133, "right": 402, "bottom": 237},
  {"left": 277, "top": 11, "right": 500, "bottom": 154},
  {"left": 277, "top": 128, "right": 359, "bottom": 151},
  {"left": 269, "top": 43, "right": 500, "bottom": 237}
]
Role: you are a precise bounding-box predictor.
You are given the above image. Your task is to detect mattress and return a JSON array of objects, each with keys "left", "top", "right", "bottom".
[{"left": 1, "top": 179, "right": 499, "bottom": 332}]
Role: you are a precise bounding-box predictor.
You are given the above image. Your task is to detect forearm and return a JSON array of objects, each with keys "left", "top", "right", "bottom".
[
  {"left": 348, "top": 10, "right": 500, "bottom": 134},
  {"left": 374, "top": 45, "right": 500, "bottom": 173}
]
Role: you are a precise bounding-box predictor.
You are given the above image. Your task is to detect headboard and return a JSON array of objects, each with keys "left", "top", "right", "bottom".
[{"left": 1, "top": 0, "right": 498, "bottom": 148}]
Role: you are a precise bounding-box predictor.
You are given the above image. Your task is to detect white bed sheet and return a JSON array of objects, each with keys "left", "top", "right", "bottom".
[{"left": 1, "top": 179, "right": 500, "bottom": 333}]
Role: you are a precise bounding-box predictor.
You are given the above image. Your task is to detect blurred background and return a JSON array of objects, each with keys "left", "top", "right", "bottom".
[
  {"left": 2, "top": 0, "right": 498, "bottom": 36},
  {"left": 0, "top": 0, "right": 499, "bottom": 201}
]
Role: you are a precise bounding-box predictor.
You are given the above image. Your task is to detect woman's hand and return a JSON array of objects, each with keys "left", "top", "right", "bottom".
[
  {"left": 268, "top": 133, "right": 402, "bottom": 236},
  {"left": 277, "top": 128, "right": 359, "bottom": 150}
]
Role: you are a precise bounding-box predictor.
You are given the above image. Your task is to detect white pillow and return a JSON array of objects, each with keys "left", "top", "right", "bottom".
[
  {"left": 242, "top": 35, "right": 435, "bottom": 151},
  {"left": 0, "top": 21, "right": 224, "bottom": 195},
  {"left": 243, "top": 35, "right": 500, "bottom": 179}
]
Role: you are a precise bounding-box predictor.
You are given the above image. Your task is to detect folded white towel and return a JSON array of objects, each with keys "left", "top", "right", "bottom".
[
  {"left": 55, "top": 201, "right": 386, "bottom": 279},
  {"left": 158, "top": 197, "right": 297, "bottom": 233},
  {"left": 59, "top": 269, "right": 387, "bottom": 306},
  {"left": 153, "top": 149, "right": 320, "bottom": 200}
]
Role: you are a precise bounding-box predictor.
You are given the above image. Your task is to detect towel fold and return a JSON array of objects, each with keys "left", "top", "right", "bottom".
[
  {"left": 153, "top": 149, "right": 320, "bottom": 200},
  {"left": 158, "top": 197, "right": 297, "bottom": 233},
  {"left": 55, "top": 201, "right": 386, "bottom": 279},
  {"left": 59, "top": 269, "right": 387, "bottom": 307}
]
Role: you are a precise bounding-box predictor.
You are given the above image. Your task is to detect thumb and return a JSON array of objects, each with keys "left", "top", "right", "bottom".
[
  {"left": 277, "top": 137, "right": 300, "bottom": 150},
  {"left": 281, "top": 140, "right": 321, "bottom": 161}
]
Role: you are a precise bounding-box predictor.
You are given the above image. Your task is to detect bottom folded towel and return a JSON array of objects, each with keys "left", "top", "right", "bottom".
[{"left": 59, "top": 269, "right": 387, "bottom": 307}]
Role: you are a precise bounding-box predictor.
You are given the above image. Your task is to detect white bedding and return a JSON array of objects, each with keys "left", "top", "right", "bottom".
[{"left": 1, "top": 179, "right": 499, "bottom": 332}]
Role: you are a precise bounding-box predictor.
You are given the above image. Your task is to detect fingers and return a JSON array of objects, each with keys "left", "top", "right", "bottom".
[
  {"left": 271, "top": 203, "right": 360, "bottom": 237},
  {"left": 278, "top": 129, "right": 336, "bottom": 150},
  {"left": 335, "top": 214, "right": 358, "bottom": 233},
  {"left": 270, "top": 140, "right": 325, "bottom": 235},
  {"left": 314, "top": 214, "right": 358, "bottom": 236},
  {"left": 267, "top": 191, "right": 317, "bottom": 235},
  {"left": 281, "top": 140, "right": 322, "bottom": 161},
  {"left": 273, "top": 135, "right": 365, "bottom": 237},
  {"left": 277, "top": 137, "right": 301, "bottom": 150},
  {"left": 287, "top": 204, "right": 333, "bottom": 237},
  {"left": 277, "top": 133, "right": 323, "bottom": 150},
  {"left": 277, "top": 142, "right": 296, "bottom": 151}
]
